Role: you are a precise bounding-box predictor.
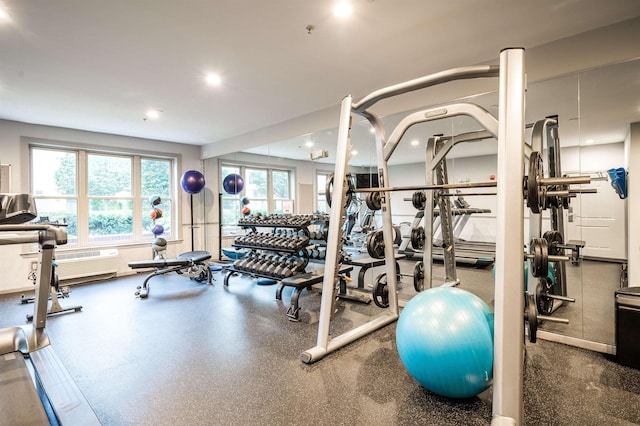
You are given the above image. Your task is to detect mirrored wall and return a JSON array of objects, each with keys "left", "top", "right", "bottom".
[{"left": 208, "top": 57, "right": 638, "bottom": 348}]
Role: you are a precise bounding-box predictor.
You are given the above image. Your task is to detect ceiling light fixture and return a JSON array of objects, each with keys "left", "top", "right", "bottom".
[
  {"left": 205, "top": 73, "right": 222, "bottom": 86},
  {"left": 351, "top": 149, "right": 358, "bottom": 156},
  {"left": 305, "top": 141, "right": 314, "bottom": 148},
  {"left": 333, "top": 1, "right": 353, "bottom": 18},
  {"left": 411, "top": 139, "right": 419, "bottom": 146},
  {"left": 145, "top": 109, "right": 162, "bottom": 120},
  {"left": 0, "top": 8, "right": 10, "bottom": 22}
]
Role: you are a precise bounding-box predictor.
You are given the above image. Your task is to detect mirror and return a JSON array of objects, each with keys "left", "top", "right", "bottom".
[{"left": 206, "top": 57, "right": 638, "bottom": 348}]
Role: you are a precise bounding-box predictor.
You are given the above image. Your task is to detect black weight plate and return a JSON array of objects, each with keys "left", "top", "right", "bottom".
[
  {"left": 525, "top": 293, "right": 538, "bottom": 343},
  {"left": 543, "top": 230, "right": 564, "bottom": 256},
  {"left": 529, "top": 238, "right": 548, "bottom": 278},
  {"left": 372, "top": 273, "right": 389, "bottom": 308},
  {"left": 413, "top": 261, "right": 424, "bottom": 292},
  {"left": 410, "top": 226, "right": 425, "bottom": 250},
  {"left": 366, "top": 231, "right": 385, "bottom": 259},
  {"left": 412, "top": 191, "right": 426, "bottom": 210},
  {"left": 527, "top": 151, "right": 545, "bottom": 213},
  {"left": 535, "top": 277, "right": 554, "bottom": 315},
  {"left": 325, "top": 173, "right": 354, "bottom": 209},
  {"left": 366, "top": 192, "right": 382, "bottom": 211}
]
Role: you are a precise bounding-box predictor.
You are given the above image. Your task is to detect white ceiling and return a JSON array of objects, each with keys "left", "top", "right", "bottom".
[
  {"left": 245, "top": 57, "right": 640, "bottom": 165},
  {"left": 1, "top": 0, "right": 640, "bottom": 158}
]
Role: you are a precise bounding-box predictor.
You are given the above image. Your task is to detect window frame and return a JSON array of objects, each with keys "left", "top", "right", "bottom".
[
  {"left": 220, "top": 161, "right": 295, "bottom": 235},
  {"left": 25, "top": 139, "right": 179, "bottom": 249},
  {"left": 315, "top": 169, "right": 333, "bottom": 214}
]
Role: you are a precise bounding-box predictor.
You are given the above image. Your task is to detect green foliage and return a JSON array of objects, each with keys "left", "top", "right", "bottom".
[
  {"left": 88, "top": 154, "right": 131, "bottom": 196},
  {"left": 272, "top": 170, "right": 289, "bottom": 199},
  {"left": 142, "top": 159, "right": 171, "bottom": 197},
  {"left": 88, "top": 213, "right": 133, "bottom": 235},
  {"left": 54, "top": 154, "right": 76, "bottom": 195}
]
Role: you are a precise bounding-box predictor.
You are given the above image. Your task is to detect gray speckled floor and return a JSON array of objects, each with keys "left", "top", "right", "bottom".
[{"left": 1, "top": 262, "right": 638, "bottom": 425}]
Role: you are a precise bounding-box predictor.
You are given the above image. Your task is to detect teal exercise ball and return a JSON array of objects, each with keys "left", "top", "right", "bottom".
[{"left": 396, "top": 287, "right": 494, "bottom": 398}]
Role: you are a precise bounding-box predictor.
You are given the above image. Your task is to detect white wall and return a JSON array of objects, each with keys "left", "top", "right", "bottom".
[
  {"left": 0, "top": 119, "right": 202, "bottom": 294},
  {"left": 386, "top": 143, "right": 626, "bottom": 247}
]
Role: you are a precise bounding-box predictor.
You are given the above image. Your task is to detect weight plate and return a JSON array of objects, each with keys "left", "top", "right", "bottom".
[
  {"left": 413, "top": 261, "right": 424, "bottom": 292},
  {"left": 543, "top": 230, "right": 563, "bottom": 256},
  {"left": 366, "top": 231, "right": 385, "bottom": 259},
  {"left": 529, "top": 238, "right": 548, "bottom": 278},
  {"left": 372, "top": 273, "right": 389, "bottom": 308},
  {"left": 535, "top": 277, "right": 554, "bottom": 316},
  {"left": 526, "top": 151, "right": 546, "bottom": 213},
  {"left": 366, "top": 192, "right": 382, "bottom": 211},
  {"left": 325, "top": 173, "right": 354, "bottom": 209},
  {"left": 525, "top": 293, "right": 538, "bottom": 343},
  {"left": 412, "top": 191, "right": 426, "bottom": 210},
  {"left": 410, "top": 226, "right": 425, "bottom": 250}
]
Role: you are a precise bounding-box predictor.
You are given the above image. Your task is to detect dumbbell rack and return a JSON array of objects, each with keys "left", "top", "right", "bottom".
[{"left": 223, "top": 214, "right": 314, "bottom": 286}]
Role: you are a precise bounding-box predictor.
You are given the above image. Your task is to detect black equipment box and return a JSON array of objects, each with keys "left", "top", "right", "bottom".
[{"left": 615, "top": 286, "right": 640, "bottom": 369}]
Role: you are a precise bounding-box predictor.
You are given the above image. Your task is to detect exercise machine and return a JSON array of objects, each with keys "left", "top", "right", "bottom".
[
  {"left": 21, "top": 262, "right": 83, "bottom": 321},
  {"left": 302, "top": 49, "right": 528, "bottom": 425},
  {"left": 0, "top": 193, "right": 99, "bottom": 424}
]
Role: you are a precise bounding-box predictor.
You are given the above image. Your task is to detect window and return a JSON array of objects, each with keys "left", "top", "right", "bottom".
[
  {"left": 30, "top": 144, "right": 175, "bottom": 247},
  {"left": 316, "top": 171, "right": 331, "bottom": 214},
  {"left": 220, "top": 164, "right": 294, "bottom": 234}
]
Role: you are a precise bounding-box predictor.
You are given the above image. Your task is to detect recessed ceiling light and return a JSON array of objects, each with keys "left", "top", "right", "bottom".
[
  {"left": 369, "top": 127, "right": 375, "bottom": 134},
  {"left": 305, "top": 141, "right": 314, "bottom": 148},
  {"left": 585, "top": 139, "right": 595, "bottom": 145},
  {"left": 411, "top": 139, "right": 419, "bottom": 146},
  {"left": 0, "top": 8, "right": 10, "bottom": 22},
  {"left": 351, "top": 149, "right": 358, "bottom": 156},
  {"left": 205, "top": 73, "right": 222, "bottom": 86},
  {"left": 333, "top": 1, "right": 353, "bottom": 18},
  {"left": 145, "top": 109, "right": 162, "bottom": 120}
]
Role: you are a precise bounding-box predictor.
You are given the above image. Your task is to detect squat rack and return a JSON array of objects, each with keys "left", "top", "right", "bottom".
[{"left": 301, "top": 48, "right": 526, "bottom": 425}]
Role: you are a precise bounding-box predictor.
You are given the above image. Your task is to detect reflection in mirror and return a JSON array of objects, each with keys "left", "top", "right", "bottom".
[{"left": 213, "top": 57, "right": 638, "bottom": 350}]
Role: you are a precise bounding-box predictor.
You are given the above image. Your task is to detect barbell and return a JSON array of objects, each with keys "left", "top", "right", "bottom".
[{"left": 325, "top": 150, "right": 591, "bottom": 213}]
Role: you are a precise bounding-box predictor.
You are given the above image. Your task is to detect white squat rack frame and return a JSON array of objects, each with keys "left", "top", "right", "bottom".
[{"left": 301, "top": 48, "right": 526, "bottom": 425}]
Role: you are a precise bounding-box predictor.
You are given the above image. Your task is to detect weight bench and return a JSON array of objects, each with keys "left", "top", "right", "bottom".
[
  {"left": 277, "top": 265, "right": 353, "bottom": 321},
  {"left": 128, "top": 250, "right": 213, "bottom": 298}
]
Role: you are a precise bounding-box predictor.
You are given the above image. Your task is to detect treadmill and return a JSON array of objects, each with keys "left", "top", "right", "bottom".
[{"left": 0, "top": 193, "right": 100, "bottom": 425}]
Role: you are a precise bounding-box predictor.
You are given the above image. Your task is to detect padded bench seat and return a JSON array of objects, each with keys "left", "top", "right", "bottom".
[{"left": 278, "top": 265, "right": 354, "bottom": 321}]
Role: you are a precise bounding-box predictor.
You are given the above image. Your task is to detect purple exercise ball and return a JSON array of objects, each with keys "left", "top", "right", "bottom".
[
  {"left": 152, "top": 224, "right": 165, "bottom": 235},
  {"left": 181, "top": 170, "right": 206, "bottom": 194},
  {"left": 223, "top": 173, "right": 245, "bottom": 195}
]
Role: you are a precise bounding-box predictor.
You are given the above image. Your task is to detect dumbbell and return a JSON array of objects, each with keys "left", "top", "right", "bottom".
[
  {"left": 237, "top": 254, "right": 254, "bottom": 270},
  {"left": 264, "top": 263, "right": 276, "bottom": 276},
  {"left": 247, "top": 254, "right": 266, "bottom": 271},
  {"left": 258, "top": 255, "right": 276, "bottom": 274},
  {"left": 274, "top": 256, "right": 290, "bottom": 276}
]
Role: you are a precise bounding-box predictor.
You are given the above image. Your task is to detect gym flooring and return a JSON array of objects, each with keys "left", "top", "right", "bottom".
[{"left": 0, "top": 258, "right": 638, "bottom": 425}]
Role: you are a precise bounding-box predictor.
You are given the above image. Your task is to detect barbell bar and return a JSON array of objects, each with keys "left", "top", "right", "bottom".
[
  {"left": 354, "top": 180, "right": 498, "bottom": 193},
  {"left": 537, "top": 314, "right": 569, "bottom": 324},
  {"left": 337, "top": 175, "right": 588, "bottom": 195},
  {"left": 524, "top": 253, "right": 569, "bottom": 262}
]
